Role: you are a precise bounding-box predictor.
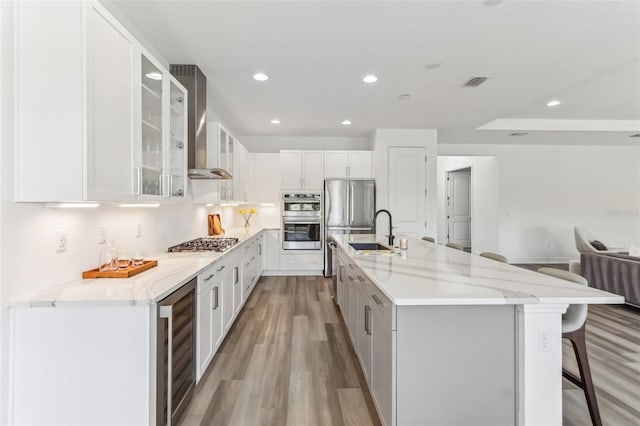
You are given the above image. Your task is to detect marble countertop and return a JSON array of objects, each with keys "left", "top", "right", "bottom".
[
  {"left": 11, "top": 227, "right": 271, "bottom": 308},
  {"left": 332, "top": 234, "right": 625, "bottom": 306}
]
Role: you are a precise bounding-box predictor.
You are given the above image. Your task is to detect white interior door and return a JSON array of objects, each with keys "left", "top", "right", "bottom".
[
  {"left": 447, "top": 169, "right": 471, "bottom": 248},
  {"left": 388, "top": 147, "right": 427, "bottom": 237}
]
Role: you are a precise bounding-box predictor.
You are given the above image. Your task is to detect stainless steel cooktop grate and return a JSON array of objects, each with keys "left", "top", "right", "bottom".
[{"left": 168, "top": 237, "right": 239, "bottom": 253}]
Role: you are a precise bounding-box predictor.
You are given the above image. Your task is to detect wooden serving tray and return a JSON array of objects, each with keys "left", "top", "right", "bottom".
[{"left": 82, "top": 260, "right": 158, "bottom": 279}]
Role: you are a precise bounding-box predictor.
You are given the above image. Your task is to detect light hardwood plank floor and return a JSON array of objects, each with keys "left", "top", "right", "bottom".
[
  {"left": 182, "top": 274, "right": 640, "bottom": 426},
  {"left": 182, "top": 275, "right": 379, "bottom": 426}
]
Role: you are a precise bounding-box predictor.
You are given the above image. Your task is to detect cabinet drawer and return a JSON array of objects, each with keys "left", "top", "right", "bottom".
[
  {"left": 279, "top": 253, "right": 323, "bottom": 271},
  {"left": 367, "top": 280, "right": 395, "bottom": 331}
]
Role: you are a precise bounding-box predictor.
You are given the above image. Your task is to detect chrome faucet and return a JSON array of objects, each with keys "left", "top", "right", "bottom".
[{"left": 374, "top": 209, "right": 395, "bottom": 247}]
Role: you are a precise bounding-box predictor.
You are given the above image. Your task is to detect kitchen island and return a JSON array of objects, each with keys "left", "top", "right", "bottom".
[{"left": 332, "top": 234, "right": 623, "bottom": 426}]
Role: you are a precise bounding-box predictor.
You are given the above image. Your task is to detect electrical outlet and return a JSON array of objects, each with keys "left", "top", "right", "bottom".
[
  {"left": 537, "top": 329, "right": 552, "bottom": 352},
  {"left": 98, "top": 226, "right": 107, "bottom": 244},
  {"left": 56, "top": 229, "right": 68, "bottom": 252}
]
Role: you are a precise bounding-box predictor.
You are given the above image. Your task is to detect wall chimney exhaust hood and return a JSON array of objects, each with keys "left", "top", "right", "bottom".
[{"left": 169, "top": 64, "right": 232, "bottom": 180}]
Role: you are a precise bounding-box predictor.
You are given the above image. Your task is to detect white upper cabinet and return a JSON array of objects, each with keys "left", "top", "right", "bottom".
[
  {"left": 324, "top": 151, "right": 372, "bottom": 179},
  {"left": 280, "top": 150, "right": 324, "bottom": 191},
  {"left": 14, "top": 1, "right": 187, "bottom": 203},
  {"left": 254, "top": 153, "right": 280, "bottom": 202}
]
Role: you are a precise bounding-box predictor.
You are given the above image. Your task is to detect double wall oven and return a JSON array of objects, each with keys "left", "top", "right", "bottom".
[{"left": 281, "top": 193, "right": 322, "bottom": 250}]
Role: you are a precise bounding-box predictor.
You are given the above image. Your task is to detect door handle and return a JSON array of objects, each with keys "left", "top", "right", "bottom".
[
  {"left": 216, "top": 265, "right": 225, "bottom": 272},
  {"left": 371, "top": 294, "right": 384, "bottom": 306},
  {"left": 205, "top": 274, "right": 214, "bottom": 281},
  {"left": 234, "top": 266, "right": 239, "bottom": 284},
  {"left": 364, "top": 305, "right": 371, "bottom": 335},
  {"left": 213, "top": 286, "right": 219, "bottom": 309}
]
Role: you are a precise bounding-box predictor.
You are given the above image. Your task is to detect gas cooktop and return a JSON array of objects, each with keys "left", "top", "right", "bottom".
[{"left": 168, "top": 237, "right": 239, "bottom": 253}]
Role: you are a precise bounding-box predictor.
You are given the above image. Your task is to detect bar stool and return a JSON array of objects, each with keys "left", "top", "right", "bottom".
[
  {"left": 537, "top": 267, "right": 601, "bottom": 426},
  {"left": 479, "top": 252, "right": 507, "bottom": 263},
  {"left": 422, "top": 236, "right": 435, "bottom": 243},
  {"left": 445, "top": 242, "right": 464, "bottom": 250}
]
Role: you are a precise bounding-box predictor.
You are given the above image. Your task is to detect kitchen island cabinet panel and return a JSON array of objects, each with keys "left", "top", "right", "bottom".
[
  {"left": 396, "top": 306, "right": 515, "bottom": 426},
  {"left": 10, "top": 305, "right": 151, "bottom": 425}
]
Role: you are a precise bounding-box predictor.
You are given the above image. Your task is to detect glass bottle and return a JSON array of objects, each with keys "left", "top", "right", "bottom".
[{"left": 99, "top": 240, "right": 116, "bottom": 272}]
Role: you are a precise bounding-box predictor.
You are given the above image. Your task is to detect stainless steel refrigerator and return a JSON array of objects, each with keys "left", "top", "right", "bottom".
[{"left": 324, "top": 179, "right": 376, "bottom": 277}]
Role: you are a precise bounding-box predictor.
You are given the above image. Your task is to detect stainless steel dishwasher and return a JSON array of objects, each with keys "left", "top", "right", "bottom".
[{"left": 157, "top": 277, "right": 196, "bottom": 426}]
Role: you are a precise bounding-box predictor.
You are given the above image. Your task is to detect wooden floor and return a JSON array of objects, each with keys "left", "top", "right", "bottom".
[
  {"left": 563, "top": 304, "right": 640, "bottom": 426},
  {"left": 182, "top": 275, "right": 380, "bottom": 426},
  {"left": 183, "top": 274, "right": 640, "bottom": 426}
]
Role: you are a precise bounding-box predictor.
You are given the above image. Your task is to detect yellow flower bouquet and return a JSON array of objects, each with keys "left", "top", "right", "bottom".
[{"left": 238, "top": 208, "right": 256, "bottom": 228}]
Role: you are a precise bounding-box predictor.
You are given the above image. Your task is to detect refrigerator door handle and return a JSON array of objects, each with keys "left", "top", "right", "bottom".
[{"left": 349, "top": 181, "right": 354, "bottom": 226}]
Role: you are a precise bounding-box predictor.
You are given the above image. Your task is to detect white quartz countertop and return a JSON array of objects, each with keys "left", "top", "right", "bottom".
[
  {"left": 11, "top": 227, "right": 272, "bottom": 308},
  {"left": 332, "top": 234, "right": 625, "bottom": 306}
]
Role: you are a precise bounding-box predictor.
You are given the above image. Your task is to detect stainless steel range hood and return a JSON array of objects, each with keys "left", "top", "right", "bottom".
[{"left": 169, "top": 64, "right": 232, "bottom": 180}]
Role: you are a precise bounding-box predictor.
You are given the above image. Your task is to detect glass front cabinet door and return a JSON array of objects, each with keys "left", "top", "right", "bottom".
[
  {"left": 167, "top": 77, "right": 187, "bottom": 198},
  {"left": 140, "top": 53, "right": 164, "bottom": 197},
  {"left": 137, "top": 51, "right": 187, "bottom": 200}
]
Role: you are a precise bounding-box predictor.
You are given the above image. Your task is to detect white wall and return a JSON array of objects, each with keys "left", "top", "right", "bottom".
[
  {"left": 438, "top": 143, "right": 640, "bottom": 263},
  {"left": 239, "top": 135, "right": 373, "bottom": 153},
  {"left": 437, "top": 156, "right": 500, "bottom": 254},
  {"left": 0, "top": 2, "right": 8, "bottom": 421},
  {"left": 373, "top": 129, "right": 438, "bottom": 240}
]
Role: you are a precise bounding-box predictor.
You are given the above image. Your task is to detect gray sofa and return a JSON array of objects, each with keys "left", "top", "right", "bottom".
[{"left": 581, "top": 252, "right": 640, "bottom": 307}]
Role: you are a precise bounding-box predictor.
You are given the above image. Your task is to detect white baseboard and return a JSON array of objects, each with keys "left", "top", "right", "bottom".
[
  {"left": 506, "top": 256, "right": 579, "bottom": 264},
  {"left": 262, "top": 270, "right": 323, "bottom": 277}
]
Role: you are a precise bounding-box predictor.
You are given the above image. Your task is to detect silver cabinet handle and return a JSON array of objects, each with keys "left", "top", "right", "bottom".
[
  {"left": 371, "top": 294, "right": 384, "bottom": 306},
  {"left": 364, "top": 305, "right": 371, "bottom": 335},
  {"left": 234, "top": 266, "right": 239, "bottom": 284},
  {"left": 205, "top": 274, "right": 214, "bottom": 281},
  {"left": 251, "top": 256, "right": 255, "bottom": 261},
  {"left": 159, "top": 305, "right": 173, "bottom": 421},
  {"left": 213, "top": 286, "right": 219, "bottom": 309},
  {"left": 216, "top": 265, "right": 225, "bottom": 272},
  {"left": 357, "top": 275, "right": 366, "bottom": 283},
  {"left": 258, "top": 244, "right": 262, "bottom": 255}
]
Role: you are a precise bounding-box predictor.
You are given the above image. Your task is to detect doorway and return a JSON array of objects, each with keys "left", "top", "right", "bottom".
[{"left": 446, "top": 168, "right": 471, "bottom": 250}]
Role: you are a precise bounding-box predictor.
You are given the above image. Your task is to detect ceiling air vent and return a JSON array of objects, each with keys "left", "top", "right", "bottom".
[
  {"left": 463, "top": 76, "right": 489, "bottom": 87},
  {"left": 630, "top": 133, "right": 640, "bottom": 138}
]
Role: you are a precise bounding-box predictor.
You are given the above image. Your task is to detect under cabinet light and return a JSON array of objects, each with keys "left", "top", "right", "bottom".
[
  {"left": 119, "top": 203, "right": 160, "bottom": 208},
  {"left": 260, "top": 203, "right": 276, "bottom": 207},
  {"left": 46, "top": 203, "right": 100, "bottom": 209},
  {"left": 206, "top": 203, "right": 214, "bottom": 207}
]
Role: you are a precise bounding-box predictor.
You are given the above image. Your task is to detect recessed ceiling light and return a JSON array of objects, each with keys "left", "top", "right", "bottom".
[
  {"left": 342, "top": 120, "right": 352, "bottom": 126},
  {"left": 425, "top": 62, "right": 442, "bottom": 70},
  {"left": 362, "top": 74, "right": 378, "bottom": 84},
  {"left": 509, "top": 132, "right": 528, "bottom": 137},
  {"left": 145, "top": 72, "right": 162, "bottom": 81},
  {"left": 253, "top": 73, "right": 269, "bottom": 81},
  {"left": 270, "top": 119, "right": 280, "bottom": 124},
  {"left": 546, "top": 99, "right": 561, "bottom": 107},
  {"left": 398, "top": 94, "right": 411, "bottom": 100}
]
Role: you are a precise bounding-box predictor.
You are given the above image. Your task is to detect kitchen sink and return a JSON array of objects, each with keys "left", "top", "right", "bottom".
[{"left": 348, "top": 242, "right": 393, "bottom": 251}]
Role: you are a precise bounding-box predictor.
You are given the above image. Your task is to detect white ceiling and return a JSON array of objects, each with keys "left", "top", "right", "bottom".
[{"left": 111, "top": 0, "right": 640, "bottom": 143}]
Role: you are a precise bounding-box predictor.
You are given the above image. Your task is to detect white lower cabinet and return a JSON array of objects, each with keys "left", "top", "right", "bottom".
[
  {"left": 338, "top": 249, "right": 395, "bottom": 426},
  {"left": 279, "top": 252, "right": 323, "bottom": 271},
  {"left": 196, "top": 264, "right": 223, "bottom": 381},
  {"left": 265, "top": 230, "right": 281, "bottom": 271}
]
